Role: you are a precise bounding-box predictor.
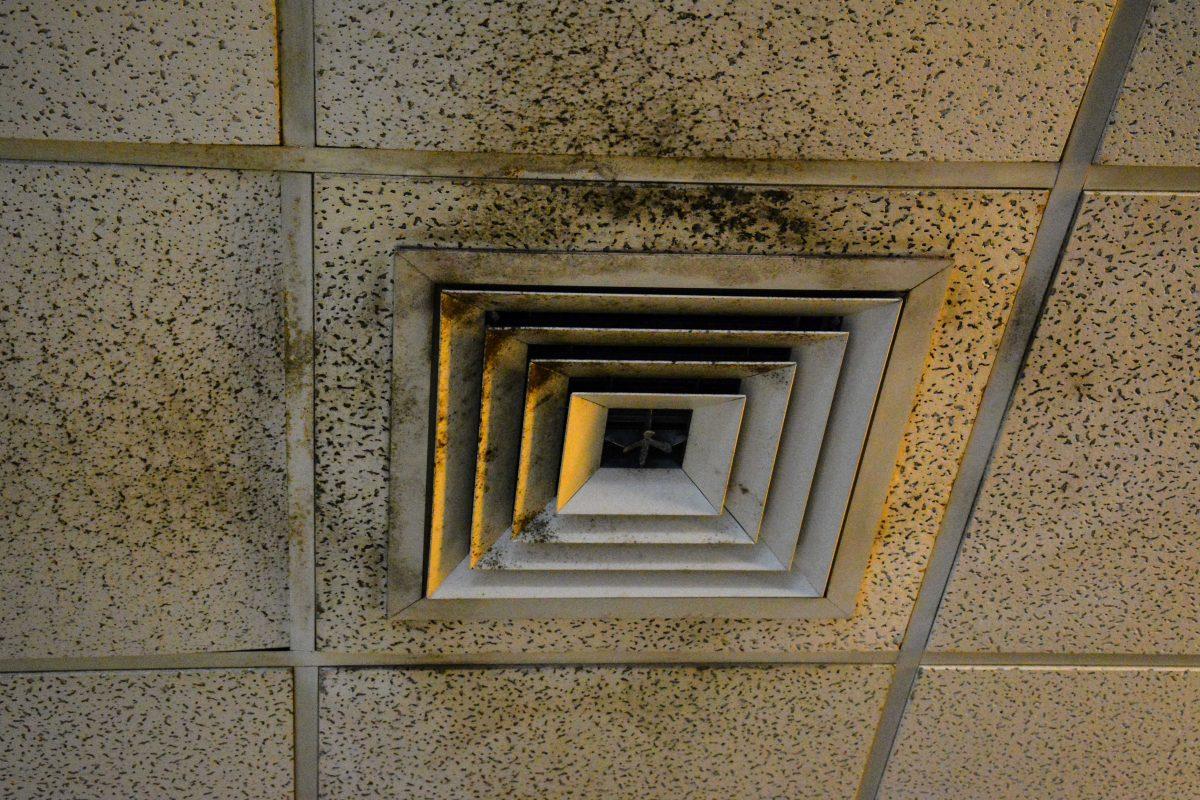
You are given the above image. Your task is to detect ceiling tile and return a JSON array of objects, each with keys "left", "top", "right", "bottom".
[
  {"left": 315, "top": 0, "right": 1112, "bottom": 161},
  {"left": 1098, "top": 0, "right": 1200, "bottom": 165},
  {"left": 0, "top": 163, "right": 288, "bottom": 658},
  {"left": 931, "top": 192, "right": 1200, "bottom": 654},
  {"left": 880, "top": 667, "right": 1200, "bottom": 799},
  {"left": 320, "top": 665, "right": 890, "bottom": 800},
  {"left": 0, "top": 669, "right": 293, "bottom": 799},
  {"left": 0, "top": 1, "right": 279, "bottom": 144},
  {"left": 314, "top": 177, "right": 1042, "bottom": 656}
]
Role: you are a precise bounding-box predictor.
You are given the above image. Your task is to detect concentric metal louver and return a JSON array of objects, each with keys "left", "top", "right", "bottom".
[
  {"left": 511, "top": 359, "right": 799, "bottom": 545},
  {"left": 388, "top": 250, "right": 950, "bottom": 619}
]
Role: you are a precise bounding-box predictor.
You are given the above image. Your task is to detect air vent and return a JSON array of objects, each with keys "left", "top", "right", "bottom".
[{"left": 388, "top": 250, "right": 950, "bottom": 619}]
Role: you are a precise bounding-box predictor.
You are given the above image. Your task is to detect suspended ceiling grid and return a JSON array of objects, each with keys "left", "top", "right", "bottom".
[{"left": 1, "top": 0, "right": 1199, "bottom": 798}]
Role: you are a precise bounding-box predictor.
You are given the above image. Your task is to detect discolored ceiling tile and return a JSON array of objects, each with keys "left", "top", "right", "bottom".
[
  {"left": 313, "top": 176, "right": 1044, "bottom": 656},
  {"left": 930, "top": 192, "right": 1200, "bottom": 654},
  {"left": 0, "top": 669, "right": 293, "bottom": 799},
  {"left": 0, "top": 1, "right": 279, "bottom": 144},
  {"left": 1098, "top": 0, "right": 1200, "bottom": 165},
  {"left": 0, "top": 163, "right": 288, "bottom": 658},
  {"left": 320, "top": 665, "right": 890, "bottom": 800},
  {"left": 879, "top": 667, "right": 1200, "bottom": 800},
  {"left": 314, "top": 0, "right": 1112, "bottom": 161}
]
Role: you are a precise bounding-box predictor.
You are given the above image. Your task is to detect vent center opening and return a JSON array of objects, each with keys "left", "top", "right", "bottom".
[{"left": 600, "top": 408, "right": 692, "bottom": 469}]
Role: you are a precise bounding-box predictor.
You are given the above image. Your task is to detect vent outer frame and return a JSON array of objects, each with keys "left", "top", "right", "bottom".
[{"left": 388, "top": 249, "right": 951, "bottom": 619}]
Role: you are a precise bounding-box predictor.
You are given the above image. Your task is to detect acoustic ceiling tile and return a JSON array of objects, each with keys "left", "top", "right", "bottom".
[
  {"left": 0, "top": 163, "right": 288, "bottom": 658},
  {"left": 0, "top": 669, "right": 293, "bottom": 799},
  {"left": 0, "top": 1, "right": 279, "bottom": 143},
  {"left": 930, "top": 192, "right": 1200, "bottom": 654},
  {"left": 320, "top": 665, "right": 891, "bottom": 800},
  {"left": 315, "top": 0, "right": 1112, "bottom": 161},
  {"left": 1098, "top": 0, "right": 1200, "bottom": 165},
  {"left": 879, "top": 667, "right": 1200, "bottom": 800}
]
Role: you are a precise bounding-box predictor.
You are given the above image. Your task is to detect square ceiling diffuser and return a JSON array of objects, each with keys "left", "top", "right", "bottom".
[{"left": 388, "top": 249, "right": 950, "bottom": 619}]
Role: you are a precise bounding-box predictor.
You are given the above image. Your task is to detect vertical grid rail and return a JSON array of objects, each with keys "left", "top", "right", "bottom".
[
  {"left": 278, "top": 1, "right": 319, "bottom": 798},
  {"left": 283, "top": 171, "right": 316, "bottom": 656},
  {"left": 279, "top": 0, "right": 317, "bottom": 149},
  {"left": 282, "top": 165, "right": 319, "bottom": 800}
]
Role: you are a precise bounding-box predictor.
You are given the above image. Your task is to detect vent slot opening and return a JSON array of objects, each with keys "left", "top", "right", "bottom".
[
  {"left": 565, "top": 375, "right": 743, "bottom": 395},
  {"left": 599, "top": 408, "right": 692, "bottom": 469},
  {"left": 488, "top": 308, "right": 843, "bottom": 332},
  {"left": 526, "top": 343, "right": 794, "bottom": 362}
]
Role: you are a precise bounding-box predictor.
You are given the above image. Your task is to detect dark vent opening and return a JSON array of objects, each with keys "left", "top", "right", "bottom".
[
  {"left": 488, "top": 309, "right": 843, "bottom": 332},
  {"left": 599, "top": 408, "right": 691, "bottom": 469},
  {"left": 527, "top": 343, "right": 793, "bottom": 362},
  {"left": 567, "top": 375, "right": 742, "bottom": 395}
]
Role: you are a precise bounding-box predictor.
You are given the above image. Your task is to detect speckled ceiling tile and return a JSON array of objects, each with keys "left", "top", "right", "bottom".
[
  {"left": 0, "top": 668, "right": 293, "bottom": 799},
  {"left": 320, "top": 664, "right": 890, "bottom": 800},
  {"left": 0, "top": 1, "right": 279, "bottom": 144},
  {"left": 0, "top": 162, "right": 288, "bottom": 658},
  {"left": 313, "top": 177, "right": 1044, "bottom": 656},
  {"left": 1098, "top": 0, "right": 1200, "bottom": 165},
  {"left": 314, "top": 0, "right": 1111, "bottom": 161},
  {"left": 879, "top": 666, "right": 1200, "bottom": 800},
  {"left": 930, "top": 192, "right": 1200, "bottom": 654}
]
